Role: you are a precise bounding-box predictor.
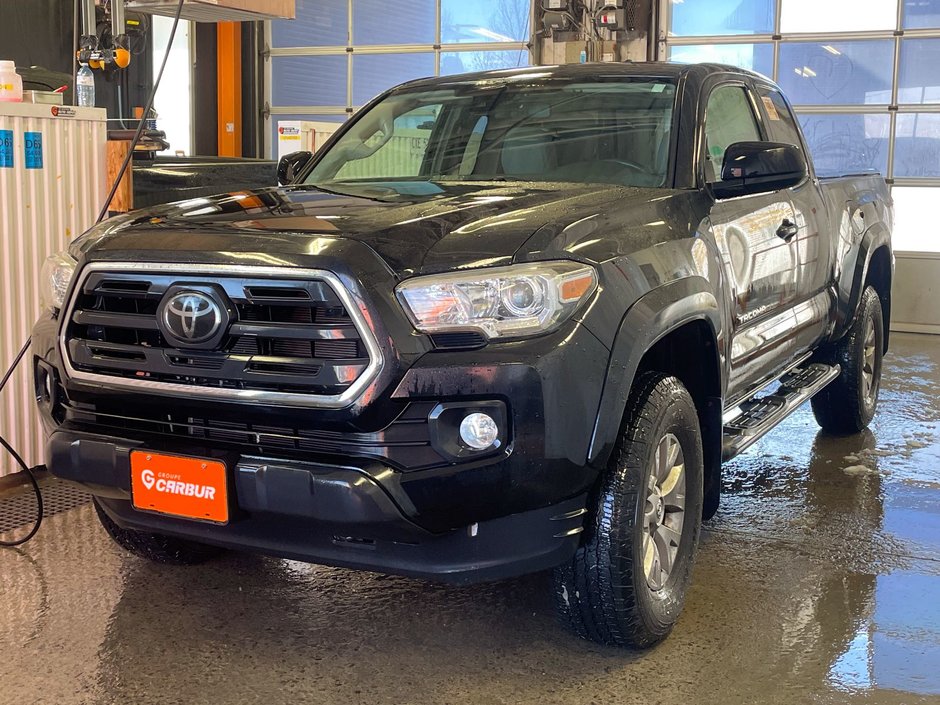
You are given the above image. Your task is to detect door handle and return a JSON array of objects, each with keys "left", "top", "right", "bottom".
[{"left": 776, "top": 219, "right": 799, "bottom": 242}]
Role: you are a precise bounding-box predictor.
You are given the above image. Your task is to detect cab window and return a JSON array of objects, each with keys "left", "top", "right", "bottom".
[{"left": 703, "top": 85, "right": 762, "bottom": 184}]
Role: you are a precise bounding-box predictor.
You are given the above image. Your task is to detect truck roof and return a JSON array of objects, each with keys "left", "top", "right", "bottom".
[{"left": 395, "top": 61, "right": 769, "bottom": 92}]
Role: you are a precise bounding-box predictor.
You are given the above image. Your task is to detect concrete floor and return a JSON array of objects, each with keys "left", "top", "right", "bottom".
[{"left": 1, "top": 332, "right": 939, "bottom": 705}]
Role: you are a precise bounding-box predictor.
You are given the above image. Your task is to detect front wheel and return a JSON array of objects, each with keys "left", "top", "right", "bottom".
[
  {"left": 94, "top": 499, "right": 224, "bottom": 565},
  {"left": 553, "top": 373, "right": 704, "bottom": 648},
  {"left": 811, "top": 286, "right": 884, "bottom": 435}
]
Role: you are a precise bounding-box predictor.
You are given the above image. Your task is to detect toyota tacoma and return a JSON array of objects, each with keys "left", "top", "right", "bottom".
[{"left": 33, "top": 63, "right": 893, "bottom": 647}]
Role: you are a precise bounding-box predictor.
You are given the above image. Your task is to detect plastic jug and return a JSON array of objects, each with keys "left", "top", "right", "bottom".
[{"left": 0, "top": 61, "right": 23, "bottom": 102}]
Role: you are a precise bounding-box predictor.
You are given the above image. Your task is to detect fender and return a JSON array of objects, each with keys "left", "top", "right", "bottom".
[
  {"left": 833, "top": 220, "right": 893, "bottom": 344},
  {"left": 587, "top": 276, "right": 723, "bottom": 467}
]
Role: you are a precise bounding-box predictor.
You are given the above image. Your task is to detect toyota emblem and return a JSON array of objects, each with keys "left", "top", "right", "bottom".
[{"left": 161, "top": 291, "right": 224, "bottom": 345}]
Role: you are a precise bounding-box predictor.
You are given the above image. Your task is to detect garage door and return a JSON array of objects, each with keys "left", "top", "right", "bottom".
[
  {"left": 265, "top": 0, "right": 532, "bottom": 158},
  {"left": 658, "top": 0, "right": 940, "bottom": 256}
]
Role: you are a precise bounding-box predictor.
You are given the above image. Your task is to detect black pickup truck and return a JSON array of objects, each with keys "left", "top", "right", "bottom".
[{"left": 33, "top": 63, "right": 893, "bottom": 647}]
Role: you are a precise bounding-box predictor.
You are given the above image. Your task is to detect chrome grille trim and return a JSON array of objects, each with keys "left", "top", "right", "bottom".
[{"left": 58, "top": 262, "right": 385, "bottom": 409}]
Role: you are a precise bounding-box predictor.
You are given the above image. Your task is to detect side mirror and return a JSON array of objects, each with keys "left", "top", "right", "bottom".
[
  {"left": 277, "top": 150, "right": 313, "bottom": 186},
  {"left": 712, "top": 141, "right": 807, "bottom": 199}
]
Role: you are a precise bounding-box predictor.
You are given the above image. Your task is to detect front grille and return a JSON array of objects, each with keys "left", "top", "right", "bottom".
[
  {"left": 62, "top": 401, "right": 446, "bottom": 471},
  {"left": 61, "top": 265, "right": 381, "bottom": 406}
]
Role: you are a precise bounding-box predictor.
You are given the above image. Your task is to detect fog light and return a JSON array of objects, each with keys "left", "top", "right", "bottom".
[{"left": 459, "top": 412, "right": 499, "bottom": 450}]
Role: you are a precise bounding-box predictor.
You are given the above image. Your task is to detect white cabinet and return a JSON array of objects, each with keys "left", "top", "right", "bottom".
[{"left": 0, "top": 102, "right": 106, "bottom": 474}]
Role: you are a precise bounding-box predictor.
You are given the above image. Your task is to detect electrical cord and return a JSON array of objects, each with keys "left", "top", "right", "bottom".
[
  {"left": 0, "top": 339, "right": 40, "bottom": 547},
  {"left": 0, "top": 0, "right": 186, "bottom": 548},
  {"left": 0, "top": 423, "right": 42, "bottom": 547}
]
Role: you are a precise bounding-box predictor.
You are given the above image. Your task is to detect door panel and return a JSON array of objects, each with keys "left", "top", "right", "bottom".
[
  {"left": 727, "top": 290, "right": 831, "bottom": 402},
  {"left": 712, "top": 195, "right": 801, "bottom": 399},
  {"left": 790, "top": 180, "right": 833, "bottom": 321}
]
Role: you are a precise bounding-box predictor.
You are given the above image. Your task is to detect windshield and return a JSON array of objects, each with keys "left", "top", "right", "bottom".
[{"left": 304, "top": 76, "right": 677, "bottom": 188}]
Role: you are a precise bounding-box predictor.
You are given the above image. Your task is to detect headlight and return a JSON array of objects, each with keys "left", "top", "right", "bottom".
[
  {"left": 396, "top": 261, "right": 597, "bottom": 340},
  {"left": 40, "top": 251, "right": 78, "bottom": 312}
]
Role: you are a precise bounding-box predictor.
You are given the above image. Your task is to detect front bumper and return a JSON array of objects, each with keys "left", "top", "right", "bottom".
[{"left": 49, "top": 428, "right": 587, "bottom": 584}]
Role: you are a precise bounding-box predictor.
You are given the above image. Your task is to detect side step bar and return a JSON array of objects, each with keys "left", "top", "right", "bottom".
[{"left": 722, "top": 363, "right": 841, "bottom": 461}]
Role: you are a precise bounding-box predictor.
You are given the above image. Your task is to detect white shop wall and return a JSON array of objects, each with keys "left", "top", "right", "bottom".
[{"left": 265, "top": 0, "right": 532, "bottom": 158}]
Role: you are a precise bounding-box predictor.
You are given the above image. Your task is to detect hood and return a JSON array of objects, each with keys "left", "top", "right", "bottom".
[{"left": 78, "top": 181, "right": 678, "bottom": 276}]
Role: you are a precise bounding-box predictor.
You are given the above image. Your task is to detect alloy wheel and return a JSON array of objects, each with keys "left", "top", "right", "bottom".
[
  {"left": 862, "top": 316, "right": 878, "bottom": 403},
  {"left": 643, "top": 433, "right": 686, "bottom": 591}
]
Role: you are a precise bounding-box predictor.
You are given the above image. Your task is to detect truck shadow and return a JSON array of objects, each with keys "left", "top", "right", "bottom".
[{"left": 90, "top": 553, "right": 640, "bottom": 704}]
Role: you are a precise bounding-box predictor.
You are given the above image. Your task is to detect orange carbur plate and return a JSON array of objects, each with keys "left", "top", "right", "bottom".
[{"left": 130, "top": 451, "right": 228, "bottom": 524}]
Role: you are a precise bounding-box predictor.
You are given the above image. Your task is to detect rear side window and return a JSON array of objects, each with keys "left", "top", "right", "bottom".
[
  {"left": 756, "top": 86, "right": 804, "bottom": 150},
  {"left": 703, "top": 85, "right": 762, "bottom": 183}
]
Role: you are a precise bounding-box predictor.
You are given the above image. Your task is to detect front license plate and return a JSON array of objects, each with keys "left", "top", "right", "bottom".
[{"left": 130, "top": 451, "right": 228, "bottom": 524}]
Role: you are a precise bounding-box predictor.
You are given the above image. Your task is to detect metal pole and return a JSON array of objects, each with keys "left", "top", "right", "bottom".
[
  {"left": 73, "top": 0, "right": 80, "bottom": 105},
  {"left": 82, "top": 0, "right": 97, "bottom": 37},
  {"left": 111, "top": 0, "right": 126, "bottom": 39}
]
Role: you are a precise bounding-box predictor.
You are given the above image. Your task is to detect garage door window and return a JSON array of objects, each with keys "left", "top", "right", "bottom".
[
  {"left": 670, "top": 43, "right": 774, "bottom": 77},
  {"left": 441, "top": 0, "right": 530, "bottom": 43},
  {"left": 669, "top": 0, "right": 775, "bottom": 36},
  {"left": 776, "top": 40, "right": 895, "bottom": 106}
]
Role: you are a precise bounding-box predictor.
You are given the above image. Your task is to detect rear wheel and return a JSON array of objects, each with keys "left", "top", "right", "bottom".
[
  {"left": 94, "top": 498, "right": 224, "bottom": 565},
  {"left": 811, "top": 286, "right": 884, "bottom": 434},
  {"left": 553, "top": 373, "right": 703, "bottom": 648}
]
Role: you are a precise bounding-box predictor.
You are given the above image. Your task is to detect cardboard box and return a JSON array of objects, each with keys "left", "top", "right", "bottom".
[{"left": 126, "top": 0, "right": 295, "bottom": 22}]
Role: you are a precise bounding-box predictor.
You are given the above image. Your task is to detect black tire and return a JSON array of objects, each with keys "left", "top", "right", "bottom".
[
  {"left": 811, "top": 286, "right": 884, "bottom": 435},
  {"left": 553, "top": 373, "right": 704, "bottom": 648},
  {"left": 93, "top": 498, "right": 224, "bottom": 565}
]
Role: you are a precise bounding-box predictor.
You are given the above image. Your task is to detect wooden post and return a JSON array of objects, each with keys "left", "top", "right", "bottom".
[{"left": 106, "top": 138, "right": 134, "bottom": 213}]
